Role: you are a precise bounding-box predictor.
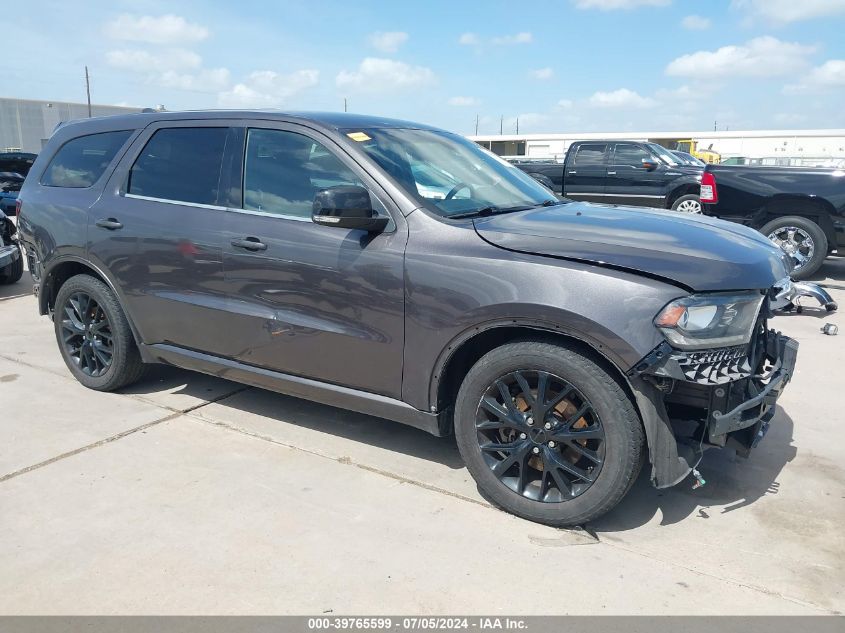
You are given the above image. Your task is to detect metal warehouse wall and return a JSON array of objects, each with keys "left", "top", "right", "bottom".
[{"left": 0, "top": 98, "right": 142, "bottom": 154}]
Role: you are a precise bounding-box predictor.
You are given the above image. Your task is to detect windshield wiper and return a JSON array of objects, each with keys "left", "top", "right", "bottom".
[{"left": 446, "top": 205, "right": 539, "bottom": 220}]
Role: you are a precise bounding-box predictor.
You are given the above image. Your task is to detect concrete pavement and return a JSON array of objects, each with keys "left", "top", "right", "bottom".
[{"left": 0, "top": 260, "right": 843, "bottom": 614}]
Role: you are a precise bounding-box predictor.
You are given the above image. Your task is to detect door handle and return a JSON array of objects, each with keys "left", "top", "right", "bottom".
[
  {"left": 95, "top": 218, "right": 123, "bottom": 230},
  {"left": 568, "top": 171, "right": 577, "bottom": 174},
  {"left": 607, "top": 171, "right": 617, "bottom": 175},
  {"left": 231, "top": 237, "right": 267, "bottom": 252}
]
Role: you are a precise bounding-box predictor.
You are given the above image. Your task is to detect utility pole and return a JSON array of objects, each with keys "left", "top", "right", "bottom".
[
  {"left": 516, "top": 118, "right": 519, "bottom": 135},
  {"left": 500, "top": 115, "right": 503, "bottom": 134},
  {"left": 475, "top": 114, "right": 479, "bottom": 135},
  {"left": 713, "top": 120, "right": 717, "bottom": 132},
  {"left": 85, "top": 66, "right": 92, "bottom": 118},
  {"left": 343, "top": 98, "right": 347, "bottom": 113}
]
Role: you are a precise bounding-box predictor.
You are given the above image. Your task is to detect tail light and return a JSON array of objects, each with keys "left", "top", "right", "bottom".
[{"left": 700, "top": 172, "right": 718, "bottom": 204}]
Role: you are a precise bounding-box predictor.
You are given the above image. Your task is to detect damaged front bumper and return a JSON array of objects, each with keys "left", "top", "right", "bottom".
[{"left": 628, "top": 328, "right": 798, "bottom": 488}]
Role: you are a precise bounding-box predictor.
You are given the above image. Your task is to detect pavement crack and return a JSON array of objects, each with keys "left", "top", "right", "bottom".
[
  {"left": 0, "top": 411, "right": 181, "bottom": 484},
  {"left": 0, "top": 374, "right": 249, "bottom": 483}
]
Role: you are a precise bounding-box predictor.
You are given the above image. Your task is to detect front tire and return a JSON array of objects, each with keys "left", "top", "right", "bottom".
[
  {"left": 760, "top": 215, "right": 827, "bottom": 280},
  {"left": 454, "top": 341, "right": 645, "bottom": 526},
  {"left": 0, "top": 244, "right": 23, "bottom": 284},
  {"left": 671, "top": 194, "right": 701, "bottom": 213},
  {"left": 54, "top": 274, "right": 146, "bottom": 391}
]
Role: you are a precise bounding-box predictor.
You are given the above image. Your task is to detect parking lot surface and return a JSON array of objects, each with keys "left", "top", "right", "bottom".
[{"left": 1, "top": 261, "right": 843, "bottom": 615}]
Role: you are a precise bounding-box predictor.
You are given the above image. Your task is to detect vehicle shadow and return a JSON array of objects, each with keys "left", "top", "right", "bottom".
[
  {"left": 589, "top": 406, "right": 797, "bottom": 532},
  {"left": 0, "top": 275, "right": 33, "bottom": 301},
  {"left": 807, "top": 255, "right": 845, "bottom": 286},
  {"left": 121, "top": 365, "right": 467, "bottom": 470}
]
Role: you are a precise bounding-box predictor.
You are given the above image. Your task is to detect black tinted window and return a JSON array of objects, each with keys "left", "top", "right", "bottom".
[
  {"left": 128, "top": 127, "right": 227, "bottom": 205},
  {"left": 42, "top": 131, "right": 132, "bottom": 188},
  {"left": 573, "top": 144, "right": 607, "bottom": 168},
  {"left": 613, "top": 143, "right": 652, "bottom": 167},
  {"left": 243, "top": 129, "right": 361, "bottom": 218}
]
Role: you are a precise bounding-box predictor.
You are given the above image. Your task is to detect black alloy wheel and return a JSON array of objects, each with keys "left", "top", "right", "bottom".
[
  {"left": 476, "top": 369, "right": 606, "bottom": 503},
  {"left": 60, "top": 291, "right": 114, "bottom": 377}
]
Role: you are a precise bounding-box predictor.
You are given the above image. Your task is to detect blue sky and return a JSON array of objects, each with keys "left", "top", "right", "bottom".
[{"left": 7, "top": 0, "right": 845, "bottom": 134}]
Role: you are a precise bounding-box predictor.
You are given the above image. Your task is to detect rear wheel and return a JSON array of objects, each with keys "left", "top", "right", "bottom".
[
  {"left": 54, "top": 274, "right": 146, "bottom": 391},
  {"left": 0, "top": 244, "right": 23, "bottom": 284},
  {"left": 760, "top": 215, "right": 827, "bottom": 280},
  {"left": 671, "top": 194, "right": 701, "bottom": 214},
  {"left": 454, "top": 341, "right": 644, "bottom": 526}
]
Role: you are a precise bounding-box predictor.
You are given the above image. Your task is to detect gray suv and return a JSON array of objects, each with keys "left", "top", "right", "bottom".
[{"left": 17, "top": 111, "right": 800, "bottom": 526}]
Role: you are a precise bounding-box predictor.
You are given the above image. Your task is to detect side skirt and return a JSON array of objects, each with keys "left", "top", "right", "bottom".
[{"left": 141, "top": 343, "right": 445, "bottom": 437}]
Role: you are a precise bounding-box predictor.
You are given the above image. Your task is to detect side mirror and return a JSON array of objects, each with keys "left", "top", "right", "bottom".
[
  {"left": 311, "top": 186, "right": 389, "bottom": 233},
  {"left": 641, "top": 158, "right": 660, "bottom": 171}
]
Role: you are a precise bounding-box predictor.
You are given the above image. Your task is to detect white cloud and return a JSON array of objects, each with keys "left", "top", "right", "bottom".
[
  {"left": 589, "top": 88, "right": 656, "bottom": 108},
  {"left": 666, "top": 36, "right": 816, "bottom": 78},
  {"left": 218, "top": 69, "right": 319, "bottom": 107},
  {"left": 458, "top": 32, "right": 479, "bottom": 45},
  {"left": 368, "top": 31, "right": 409, "bottom": 53},
  {"left": 573, "top": 0, "right": 670, "bottom": 10},
  {"left": 804, "top": 60, "right": 845, "bottom": 86},
  {"left": 106, "top": 49, "right": 202, "bottom": 72},
  {"left": 530, "top": 67, "right": 554, "bottom": 80},
  {"left": 731, "top": 0, "right": 845, "bottom": 24},
  {"left": 448, "top": 96, "right": 479, "bottom": 106},
  {"left": 491, "top": 32, "right": 533, "bottom": 45},
  {"left": 784, "top": 60, "right": 845, "bottom": 94},
  {"left": 681, "top": 15, "right": 711, "bottom": 30},
  {"left": 104, "top": 14, "right": 209, "bottom": 44},
  {"left": 336, "top": 58, "right": 435, "bottom": 92},
  {"left": 160, "top": 68, "right": 231, "bottom": 93}
]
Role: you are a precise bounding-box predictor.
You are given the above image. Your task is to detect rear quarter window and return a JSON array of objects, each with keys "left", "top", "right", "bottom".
[{"left": 41, "top": 130, "right": 133, "bottom": 188}]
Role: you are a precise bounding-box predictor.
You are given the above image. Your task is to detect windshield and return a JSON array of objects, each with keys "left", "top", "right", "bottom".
[
  {"left": 673, "top": 151, "right": 706, "bottom": 167},
  {"left": 645, "top": 143, "right": 681, "bottom": 167},
  {"left": 342, "top": 127, "right": 557, "bottom": 217}
]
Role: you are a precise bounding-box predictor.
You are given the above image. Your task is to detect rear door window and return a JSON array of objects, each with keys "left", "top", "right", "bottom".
[
  {"left": 41, "top": 130, "right": 133, "bottom": 188},
  {"left": 572, "top": 144, "right": 607, "bottom": 168},
  {"left": 128, "top": 127, "right": 228, "bottom": 206}
]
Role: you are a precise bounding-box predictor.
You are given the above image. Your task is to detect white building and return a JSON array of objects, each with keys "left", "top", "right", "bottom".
[
  {"left": 469, "top": 129, "right": 845, "bottom": 166},
  {"left": 0, "top": 98, "right": 143, "bottom": 153}
]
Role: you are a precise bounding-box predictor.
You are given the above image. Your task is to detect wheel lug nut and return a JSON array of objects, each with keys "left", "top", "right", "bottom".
[
  {"left": 544, "top": 422, "right": 551, "bottom": 430},
  {"left": 526, "top": 417, "right": 534, "bottom": 426},
  {"left": 548, "top": 441, "right": 556, "bottom": 448},
  {"left": 532, "top": 447, "right": 540, "bottom": 454},
  {"left": 519, "top": 433, "right": 526, "bottom": 439}
]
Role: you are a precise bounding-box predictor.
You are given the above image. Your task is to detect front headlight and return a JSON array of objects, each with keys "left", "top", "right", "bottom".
[{"left": 654, "top": 292, "right": 764, "bottom": 350}]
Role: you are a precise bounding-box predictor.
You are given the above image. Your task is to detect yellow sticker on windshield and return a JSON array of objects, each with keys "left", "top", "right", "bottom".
[{"left": 346, "top": 132, "right": 371, "bottom": 142}]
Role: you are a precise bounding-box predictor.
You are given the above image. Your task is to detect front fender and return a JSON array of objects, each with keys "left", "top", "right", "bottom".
[{"left": 426, "top": 311, "right": 646, "bottom": 410}]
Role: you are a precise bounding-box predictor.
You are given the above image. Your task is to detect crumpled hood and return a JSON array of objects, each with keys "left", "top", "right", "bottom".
[{"left": 473, "top": 201, "right": 790, "bottom": 292}]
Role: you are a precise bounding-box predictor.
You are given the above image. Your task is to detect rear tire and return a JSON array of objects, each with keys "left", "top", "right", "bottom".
[
  {"left": 671, "top": 194, "right": 701, "bottom": 213},
  {"left": 454, "top": 340, "right": 645, "bottom": 526},
  {"left": 54, "top": 274, "right": 146, "bottom": 391},
  {"left": 760, "top": 215, "right": 827, "bottom": 280},
  {"left": 0, "top": 244, "right": 23, "bottom": 284}
]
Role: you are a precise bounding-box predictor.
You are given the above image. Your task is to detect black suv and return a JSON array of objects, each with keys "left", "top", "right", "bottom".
[{"left": 18, "top": 111, "right": 801, "bottom": 526}]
